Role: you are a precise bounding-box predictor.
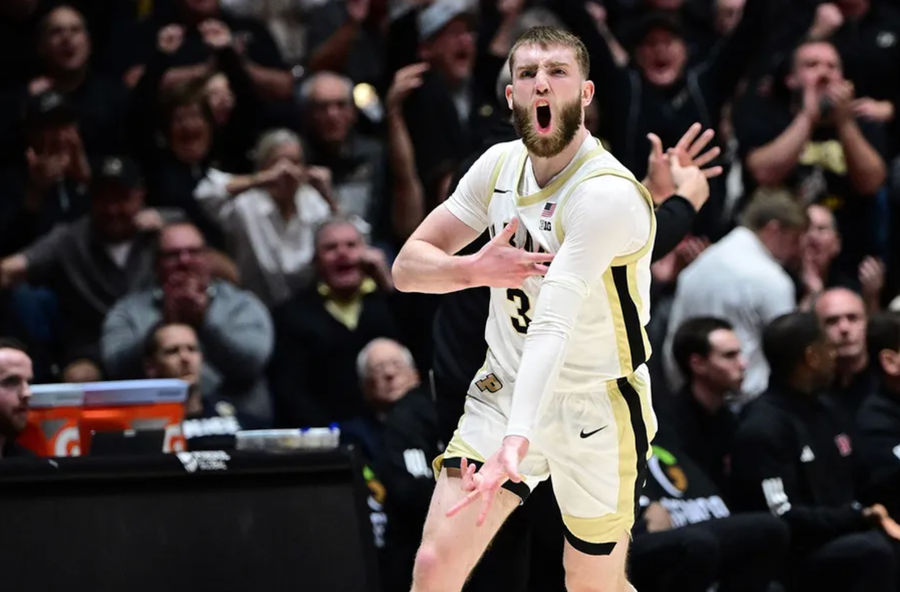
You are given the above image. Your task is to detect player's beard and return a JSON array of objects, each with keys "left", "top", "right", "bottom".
[{"left": 512, "top": 95, "right": 583, "bottom": 158}]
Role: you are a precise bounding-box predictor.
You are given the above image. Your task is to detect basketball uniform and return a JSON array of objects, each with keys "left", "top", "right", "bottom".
[{"left": 438, "top": 134, "right": 658, "bottom": 553}]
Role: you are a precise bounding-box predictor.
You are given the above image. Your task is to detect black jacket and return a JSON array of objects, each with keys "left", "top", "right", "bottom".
[
  {"left": 656, "top": 386, "right": 737, "bottom": 495},
  {"left": 268, "top": 285, "right": 399, "bottom": 428},
  {"left": 730, "top": 387, "right": 869, "bottom": 549},
  {"left": 856, "top": 384, "right": 900, "bottom": 515}
]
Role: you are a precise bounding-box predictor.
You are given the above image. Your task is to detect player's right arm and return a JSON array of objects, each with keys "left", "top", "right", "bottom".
[{"left": 392, "top": 145, "right": 553, "bottom": 294}]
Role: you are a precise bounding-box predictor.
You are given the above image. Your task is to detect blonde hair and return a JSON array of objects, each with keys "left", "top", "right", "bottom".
[
  {"left": 739, "top": 187, "right": 808, "bottom": 231},
  {"left": 509, "top": 26, "right": 590, "bottom": 78},
  {"left": 252, "top": 128, "right": 301, "bottom": 171}
]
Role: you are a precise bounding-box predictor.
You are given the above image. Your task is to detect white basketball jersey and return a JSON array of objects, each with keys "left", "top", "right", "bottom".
[{"left": 479, "top": 137, "right": 656, "bottom": 391}]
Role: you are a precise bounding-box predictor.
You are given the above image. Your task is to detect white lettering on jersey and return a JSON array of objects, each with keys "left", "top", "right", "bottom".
[
  {"left": 403, "top": 449, "right": 433, "bottom": 478},
  {"left": 800, "top": 446, "right": 815, "bottom": 463},
  {"left": 368, "top": 497, "right": 387, "bottom": 549},
  {"left": 659, "top": 496, "right": 730, "bottom": 527},
  {"left": 182, "top": 416, "right": 241, "bottom": 439},
  {"left": 761, "top": 477, "right": 792, "bottom": 516}
]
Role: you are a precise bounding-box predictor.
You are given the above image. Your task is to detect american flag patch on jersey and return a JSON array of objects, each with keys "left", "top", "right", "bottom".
[{"left": 541, "top": 202, "right": 556, "bottom": 217}]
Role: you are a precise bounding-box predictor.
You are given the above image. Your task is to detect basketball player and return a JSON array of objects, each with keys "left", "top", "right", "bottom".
[{"left": 392, "top": 26, "right": 710, "bottom": 592}]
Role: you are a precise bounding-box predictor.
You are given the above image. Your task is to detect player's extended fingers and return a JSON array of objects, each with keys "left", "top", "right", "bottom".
[
  {"left": 673, "top": 122, "right": 702, "bottom": 155},
  {"left": 687, "top": 128, "right": 715, "bottom": 159},
  {"left": 528, "top": 263, "right": 550, "bottom": 276},
  {"left": 446, "top": 489, "right": 481, "bottom": 518},
  {"left": 476, "top": 488, "right": 498, "bottom": 527},
  {"left": 693, "top": 145, "right": 721, "bottom": 168},
  {"left": 460, "top": 459, "right": 478, "bottom": 491},
  {"left": 521, "top": 251, "right": 554, "bottom": 263},
  {"left": 493, "top": 217, "right": 519, "bottom": 243},
  {"left": 702, "top": 165, "right": 724, "bottom": 179}
]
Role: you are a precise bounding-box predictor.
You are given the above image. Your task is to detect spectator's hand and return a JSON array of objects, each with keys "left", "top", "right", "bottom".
[
  {"left": 809, "top": 2, "right": 843, "bottom": 40},
  {"left": 386, "top": 62, "right": 429, "bottom": 115},
  {"left": 257, "top": 159, "right": 303, "bottom": 188},
  {"left": 158, "top": 24, "right": 185, "bottom": 54},
  {"left": 585, "top": 1, "right": 608, "bottom": 28},
  {"left": 800, "top": 79, "right": 825, "bottom": 123},
  {"left": 446, "top": 435, "right": 529, "bottom": 525},
  {"left": 26, "top": 140, "right": 70, "bottom": 190},
  {"left": 28, "top": 76, "right": 53, "bottom": 96},
  {"left": 0, "top": 255, "right": 27, "bottom": 289},
  {"left": 674, "top": 235, "right": 710, "bottom": 268},
  {"left": 305, "top": 165, "right": 339, "bottom": 212},
  {"left": 199, "top": 19, "right": 233, "bottom": 50},
  {"left": 852, "top": 97, "right": 894, "bottom": 123},
  {"left": 163, "top": 273, "right": 209, "bottom": 326},
  {"left": 644, "top": 502, "right": 673, "bottom": 533},
  {"left": 669, "top": 156, "right": 709, "bottom": 211},
  {"left": 499, "top": 0, "right": 525, "bottom": 19},
  {"left": 864, "top": 504, "right": 900, "bottom": 541},
  {"left": 882, "top": 514, "right": 900, "bottom": 541},
  {"left": 801, "top": 246, "right": 826, "bottom": 296},
  {"left": 469, "top": 218, "right": 555, "bottom": 288},
  {"left": 644, "top": 132, "right": 672, "bottom": 204},
  {"left": 825, "top": 79, "right": 855, "bottom": 124},
  {"left": 651, "top": 251, "right": 679, "bottom": 284},
  {"left": 360, "top": 246, "right": 394, "bottom": 291},
  {"left": 644, "top": 123, "right": 721, "bottom": 205},
  {"left": 305, "top": 165, "right": 334, "bottom": 201},
  {"left": 134, "top": 208, "right": 165, "bottom": 232},
  {"left": 670, "top": 123, "right": 723, "bottom": 176},
  {"left": 59, "top": 125, "right": 90, "bottom": 184},
  {"left": 346, "top": 0, "right": 370, "bottom": 23},
  {"left": 858, "top": 256, "right": 885, "bottom": 300}
]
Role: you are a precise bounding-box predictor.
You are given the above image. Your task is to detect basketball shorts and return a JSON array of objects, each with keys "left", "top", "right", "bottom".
[{"left": 436, "top": 362, "right": 657, "bottom": 555}]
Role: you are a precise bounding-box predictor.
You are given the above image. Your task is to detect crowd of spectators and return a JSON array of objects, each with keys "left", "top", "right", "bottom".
[{"left": 1, "top": 0, "right": 900, "bottom": 590}]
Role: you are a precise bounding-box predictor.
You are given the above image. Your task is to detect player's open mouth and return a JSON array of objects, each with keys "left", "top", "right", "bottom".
[{"left": 535, "top": 102, "right": 552, "bottom": 134}]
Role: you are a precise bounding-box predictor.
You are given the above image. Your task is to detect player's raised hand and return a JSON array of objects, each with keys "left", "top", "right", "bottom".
[
  {"left": 446, "top": 436, "right": 529, "bottom": 526},
  {"left": 470, "top": 218, "right": 554, "bottom": 288}
]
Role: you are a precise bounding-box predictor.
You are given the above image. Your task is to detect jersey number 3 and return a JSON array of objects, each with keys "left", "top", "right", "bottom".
[{"left": 506, "top": 288, "right": 532, "bottom": 334}]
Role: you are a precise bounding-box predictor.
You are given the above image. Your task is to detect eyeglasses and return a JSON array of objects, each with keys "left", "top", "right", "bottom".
[
  {"left": 159, "top": 246, "right": 205, "bottom": 260},
  {"left": 310, "top": 99, "right": 352, "bottom": 110}
]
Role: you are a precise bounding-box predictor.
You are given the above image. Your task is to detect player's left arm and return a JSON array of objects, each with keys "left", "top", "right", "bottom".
[{"left": 504, "top": 176, "right": 652, "bottom": 441}]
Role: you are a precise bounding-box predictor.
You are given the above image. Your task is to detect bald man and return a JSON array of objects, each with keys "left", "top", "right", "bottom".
[{"left": 814, "top": 287, "right": 876, "bottom": 430}]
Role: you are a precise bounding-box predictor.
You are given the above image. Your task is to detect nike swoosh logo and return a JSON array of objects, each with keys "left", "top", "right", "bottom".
[
  {"left": 579, "top": 427, "right": 606, "bottom": 438},
  {"left": 493, "top": 188, "right": 511, "bottom": 194}
]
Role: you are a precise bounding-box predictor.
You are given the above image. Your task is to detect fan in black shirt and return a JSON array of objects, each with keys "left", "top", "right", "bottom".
[{"left": 661, "top": 316, "right": 744, "bottom": 494}]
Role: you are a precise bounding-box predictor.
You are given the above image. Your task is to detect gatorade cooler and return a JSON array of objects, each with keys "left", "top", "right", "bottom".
[
  {"left": 79, "top": 379, "right": 189, "bottom": 454},
  {"left": 19, "top": 384, "right": 85, "bottom": 457}
]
